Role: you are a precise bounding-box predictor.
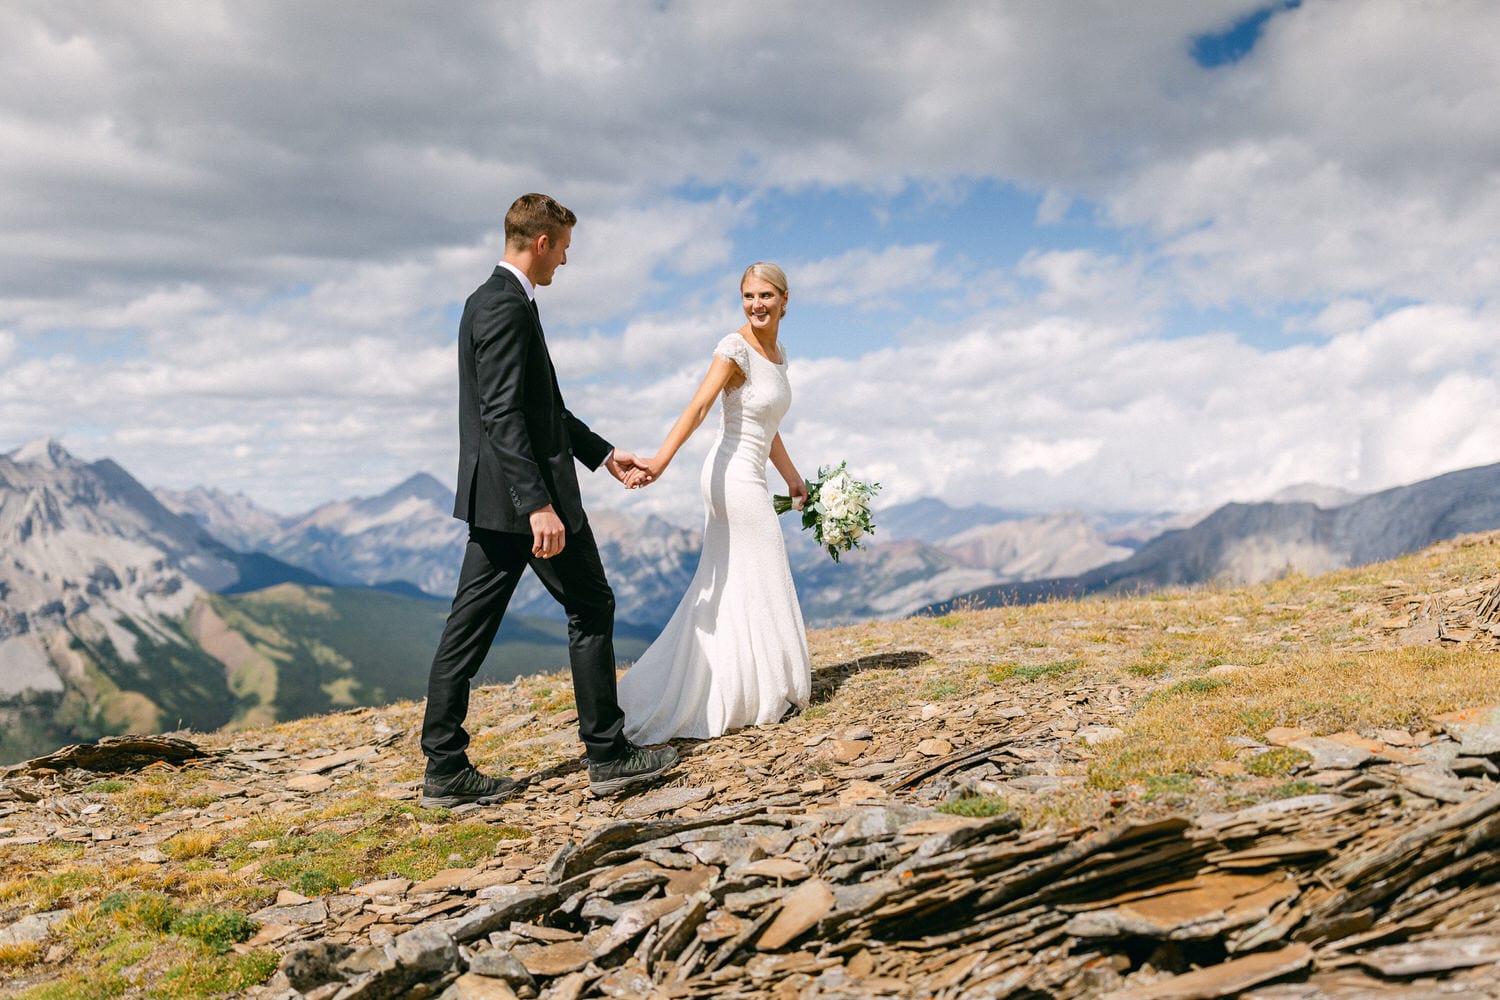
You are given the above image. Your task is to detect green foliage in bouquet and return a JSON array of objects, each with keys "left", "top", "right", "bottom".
[{"left": 774, "top": 460, "right": 881, "bottom": 562}]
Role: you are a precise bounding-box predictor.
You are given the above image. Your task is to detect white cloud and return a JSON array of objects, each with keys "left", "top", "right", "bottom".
[
  {"left": 3, "top": 0, "right": 1500, "bottom": 526},
  {"left": 793, "top": 244, "right": 948, "bottom": 309}
]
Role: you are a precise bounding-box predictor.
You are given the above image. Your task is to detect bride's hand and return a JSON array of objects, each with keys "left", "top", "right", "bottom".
[
  {"left": 641, "top": 455, "right": 668, "bottom": 482},
  {"left": 786, "top": 477, "right": 809, "bottom": 511}
]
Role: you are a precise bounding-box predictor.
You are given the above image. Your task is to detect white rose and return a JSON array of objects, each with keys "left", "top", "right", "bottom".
[
  {"left": 822, "top": 523, "right": 847, "bottom": 547},
  {"left": 818, "top": 481, "right": 847, "bottom": 512},
  {"left": 845, "top": 522, "right": 864, "bottom": 542},
  {"left": 823, "top": 496, "right": 852, "bottom": 522}
]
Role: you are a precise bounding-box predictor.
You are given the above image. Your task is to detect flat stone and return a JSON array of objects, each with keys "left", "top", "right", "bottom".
[
  {"left": 394, "top": 924, "right": 456, "bottom": 973},
  {"left": 1078, "top": 725, "right": 1125, "bottom": 746},
  {"left": 245, "top": 922, "right": 297, "bottom": 947},
  {"left": 1288, "top": 736, "right": 1374, "bottom": 770},
  {"left": 1263, "top": 727, "right": 1313, "bottom": 747},
  {"left": 466, "top": 948, "right": 535, "bottom": 989},
  {"left": 410, "top": 867, "right": 478, "bottom": 894},
  {"left": 1067, "top": 873, "right": 1298, "bottom": 940},
  {"left": 664, "top": 865, "right": 716, "bottom": 896},
  {"left": 1101, "top": 943, "right": 1313, "bottom": 999},
  {"left": 513, "top": 940, "right": 594, "bottom": 976},
  {"left": 1398, "top": 768, "right": 1471, "bottom": 804},
  {"left": 295, "top": 745, "right": 378, "bottom": 773},
  {"left": 354, "top": 878, "right": 413, "bottom": 898},
  {"left": 1358, "top": 934, "right": 1500, "bottom": 977},
  {"left": 0, "top": 910, "right": 68, "bottom": 946},
  {"left": 286, "top": 773, "right": 334, "bottom": 793},
  {"left": 697, "top": 911, "right": 746, "bottom": 942},
  {"left": 829, "top": 739, "right": 869, "bottom": 763},
  {"left": 756, "top": 879, "right": 835, "bottom": 951},
  {"left": 201, "top": 780, "right": 249, "bottom": 798},
  {"left": 453, "top": 972, "right": 520, "bottom": 1000},
  {"left": 1433, "top": 705, "right": 1500, "bottom": 756},
  {"left": 620, "top": 785, "right": 714, "bottom": 818},
  {"left": 736, "top": 858, "right": 812, "bottom": 882},
  {"left": 916, "top": 738, "right": 954, "bottom": 757},
  {"left": 250, "top": 899, "right": 329, "bottom": 925},
  {"left": 837, "top": 780, "right": 888, "bottom": 804}
]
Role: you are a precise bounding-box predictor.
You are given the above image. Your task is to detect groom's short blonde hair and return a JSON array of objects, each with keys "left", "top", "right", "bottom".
[{"left": 505, "top": 193, "right": 577, "bottom": 249}]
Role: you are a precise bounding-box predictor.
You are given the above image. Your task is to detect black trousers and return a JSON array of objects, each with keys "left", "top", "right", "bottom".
[{"left": 421, "top": 521, "right": 625, "bottom": 774}]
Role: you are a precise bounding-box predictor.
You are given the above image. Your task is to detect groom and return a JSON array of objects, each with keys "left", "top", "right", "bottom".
[{"left": 420, "top": 193, "right": 678, "bottom": 807}]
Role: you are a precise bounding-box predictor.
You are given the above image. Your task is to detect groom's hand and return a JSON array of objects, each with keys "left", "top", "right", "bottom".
[
  {"left": 529, "top": 505, "right": 566, "bottom": 559},
  {"left": 606, "top": 449, "right": 654, "bottom": 489}
]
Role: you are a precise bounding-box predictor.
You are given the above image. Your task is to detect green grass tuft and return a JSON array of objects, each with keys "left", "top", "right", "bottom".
[
  {"left": 938, "top": 795, "right": 1011, "bottom": 818},
  {"left": 1244, "top": 746, "right": 1313, "bottom": 777},
  {"left": 169, "top": 909, "right": 258, "bottom": 954}
]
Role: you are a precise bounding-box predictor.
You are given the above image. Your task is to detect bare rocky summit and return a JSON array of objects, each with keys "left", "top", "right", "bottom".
[{"left": 6, "top": 533, "right": 1500, "bottom": 997}]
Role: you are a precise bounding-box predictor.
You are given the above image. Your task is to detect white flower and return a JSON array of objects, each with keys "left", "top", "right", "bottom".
[
  {"left": 822, "top": 497, "right": 851, "bottom": 522},
  {"left": 819, "top": 480, "right": 848, "bottom": 512},
  {"left": 822, "top": 523, "right": 848, "bottom": 547}
]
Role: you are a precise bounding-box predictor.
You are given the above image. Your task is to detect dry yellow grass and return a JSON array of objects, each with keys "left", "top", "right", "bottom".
[{"left": 161, "top": 830, "right": 222, "bottom": 861}]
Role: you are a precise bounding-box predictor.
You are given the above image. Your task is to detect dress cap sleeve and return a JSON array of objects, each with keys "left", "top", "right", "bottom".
[{"left": 713, "top": 333, "right": 752, "bottom": 375}]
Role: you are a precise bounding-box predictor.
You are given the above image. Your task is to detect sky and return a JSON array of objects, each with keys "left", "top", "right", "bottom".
[{"left": 3, "top": 1, "right": 1500, "bottom": 529}]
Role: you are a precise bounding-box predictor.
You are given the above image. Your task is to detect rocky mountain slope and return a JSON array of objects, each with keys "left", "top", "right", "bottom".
[
  {"left": 0, "top": 443, "right": 627, "bottom": 766},
  {"left": 6, "top": 532, "right": 1500, "bottom": 997},
  {"left": 927, "top": 460, "right": 1500, "bottom": 614}
]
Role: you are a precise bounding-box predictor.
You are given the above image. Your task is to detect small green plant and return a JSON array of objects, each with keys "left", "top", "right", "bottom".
[
  {"left": 294, "top": 870, "right": 338, "bottom": 897},
  {"left": 1268, "top": 779, "right": 1321, "bottom": 799},
  {"left": 1244, "top": 746, "right": 1312, "bottom": 777},
  {"left": 1143, "top": 773, "right": 1197, "bottom": 800},
  {"left": 153, "top": 950, "right": 280, "bottom": 997},
  {"left": 98, "top": 890, "right": 180, "bottom": 933},
  {"left": 938, "top": 795, "right": 1011, "bottom": 818},
  {"left": 82, "top": 780, "right": 130, "bottom": 794},
  {"left": 170, "top": 909, "right": 258, "bottom": 954},
  {"left": 921, "top": 679, "right": 962, "bottom": 701},
  {"left": 988, "top": 658, "right": 1086, "bottom": 684}
]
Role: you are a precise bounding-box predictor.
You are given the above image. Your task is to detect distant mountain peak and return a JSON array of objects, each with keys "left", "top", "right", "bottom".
[
  {"left": 380, "top": 472, "right": 452, "bottom": 505},
  {"left": 1266, "top": 482, "right": 1362, "bottom": 508},
  {"left": 9, "top": 437, "right": 77, "bottom": 469}
]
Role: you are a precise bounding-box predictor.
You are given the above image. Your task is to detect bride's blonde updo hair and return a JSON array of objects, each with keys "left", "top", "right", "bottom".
[{"left": 742, "top": 262, "right": 789, "bottom": 317}]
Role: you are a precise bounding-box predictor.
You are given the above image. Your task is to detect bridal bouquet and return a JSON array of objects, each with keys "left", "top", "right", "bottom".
[{"left": 774, "top": 461, "right": 881, "bottom": 562}]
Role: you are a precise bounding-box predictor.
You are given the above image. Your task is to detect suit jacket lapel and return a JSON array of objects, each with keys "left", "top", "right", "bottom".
[{"left": 524, "top": 287, "right": 567, "bottom": 407}]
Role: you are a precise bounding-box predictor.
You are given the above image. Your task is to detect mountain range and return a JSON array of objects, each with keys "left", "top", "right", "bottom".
[
  {"left": 155, "top": 475, "right": 1140, "bottom": 627},
  {"left": 10, "top": 432, "right": 1500, "bottom": 766},
  {"left": 923, "top": 460, "right": 1500, "bottom": 613}
]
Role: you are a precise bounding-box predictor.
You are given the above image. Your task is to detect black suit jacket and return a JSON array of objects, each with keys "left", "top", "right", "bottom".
[{"left": 452, "top": 267, "right": 612, "bottom": 534}]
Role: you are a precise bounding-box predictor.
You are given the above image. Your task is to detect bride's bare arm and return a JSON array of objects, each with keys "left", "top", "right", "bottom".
[
  {"left": 642, "top": 357, "right": 740, "bottom": 478},
  {"left": 769, "top": 433, "right": 807, "bottom": 508}
]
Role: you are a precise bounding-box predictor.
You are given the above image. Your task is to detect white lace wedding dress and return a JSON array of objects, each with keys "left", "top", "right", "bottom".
[{"left": 618, "top": 332, "right": 812, "bottom": 743}]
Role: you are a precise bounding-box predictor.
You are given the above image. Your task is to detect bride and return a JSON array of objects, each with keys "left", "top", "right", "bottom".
[{"left": 617, "top": 262, "right": 812, "bottom": 743}]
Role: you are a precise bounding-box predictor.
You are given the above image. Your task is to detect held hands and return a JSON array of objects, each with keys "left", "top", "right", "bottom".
[
  {"left": 624, "top": 454, "right": 666, "bottom": 489},
  {"left": 607, "top": 448, "right": 662, "bottom": 490}
]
